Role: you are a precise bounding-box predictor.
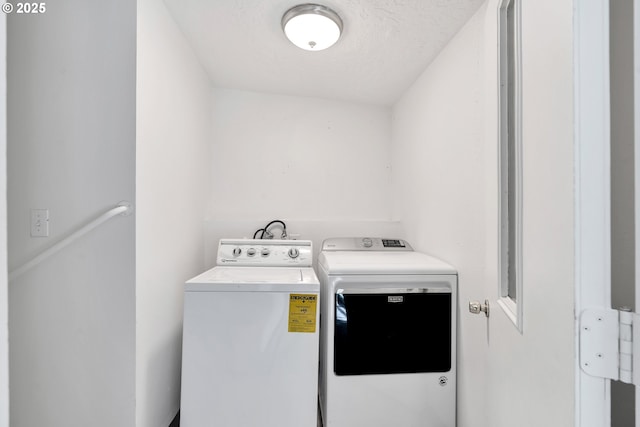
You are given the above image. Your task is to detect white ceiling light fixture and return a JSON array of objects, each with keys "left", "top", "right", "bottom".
[{"left": 282, "top": 4, "right": 343, "bottom": 51}]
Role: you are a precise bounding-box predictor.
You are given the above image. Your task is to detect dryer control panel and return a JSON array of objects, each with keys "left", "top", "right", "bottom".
[
  {"left": 322, "top": 237, "right": 413, "bottom": 251},
  {"left": 217, "top": 239, "right": 313, "bottom": 266}
]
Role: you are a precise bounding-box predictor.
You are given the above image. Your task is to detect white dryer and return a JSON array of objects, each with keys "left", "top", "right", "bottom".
[
  {"left": 180, "top": 239, "right": 320, "bottom": 427},
  {"left": 318, "top": 237, "right": 457, "bottom": 427}
]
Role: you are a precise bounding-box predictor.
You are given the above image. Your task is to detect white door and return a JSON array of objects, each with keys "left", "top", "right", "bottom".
[{"left": 469, "top": 1, "right": 577, "bottom": 425}]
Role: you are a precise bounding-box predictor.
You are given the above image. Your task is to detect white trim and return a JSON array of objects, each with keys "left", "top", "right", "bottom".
[
  {"left": 497, "top": 0, "right": 524, "bottom": 332},
  {"left": 513, "top": 0, "right": 524, "bottom": 332},
  {"left": 497, "top": 297, "right": 518, "bottom": 325},
  {"left": 574, "top": 0, "right": 612, "bottom": 426},
  {"left": 498, "top": 0, "right": 509, "bottom": 306},
  {"left": 634, "top": 0, "right": 640, "bottom": 422}
]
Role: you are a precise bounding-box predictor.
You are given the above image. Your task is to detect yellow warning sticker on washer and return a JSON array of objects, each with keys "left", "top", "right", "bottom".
[{"left": 288, "top": 294, "right": 317, "bottom": 333}]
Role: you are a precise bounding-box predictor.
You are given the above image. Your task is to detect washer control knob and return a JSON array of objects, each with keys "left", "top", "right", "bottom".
[
  {"left": 247, "top": 248, "right": 257, "bottom": 257},
  {"left": 232, "top": 247, "right": 242, "bottom": 257},
  {"left": 261, "top": 248, "right": 270, "bottom": 257},
  {"left": 288, "top": 248, "right": 300, "bottom": 259},
  {"left": 362, "top": 238, "right": 373, "bottom": 248}
]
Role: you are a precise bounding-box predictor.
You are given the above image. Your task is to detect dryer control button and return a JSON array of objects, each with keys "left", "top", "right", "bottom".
[
  {"left": 247, "top": 248, "right": 257, "bottom": 257},
  {"left": 232, "top": 247, "right": 242, "bottom": 257},
  {"left": 288, "top": 248, "right": 300, "bottom": 259},
  {"left": 261, "top": 248, "right": 270, "bottom": 257}
]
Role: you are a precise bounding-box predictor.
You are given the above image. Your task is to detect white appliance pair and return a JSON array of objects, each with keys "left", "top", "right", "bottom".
[{"left": 180, "top": 237, "right": 457, "bottom": 427}]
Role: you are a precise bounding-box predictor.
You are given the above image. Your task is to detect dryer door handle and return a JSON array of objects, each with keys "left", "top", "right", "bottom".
[{"left": 336, "top": 287, "right": 450, "bottom": 295}]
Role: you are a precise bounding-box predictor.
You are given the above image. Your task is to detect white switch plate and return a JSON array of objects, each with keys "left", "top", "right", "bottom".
[{"left": 30, "top": 209, "right": 49, "bottom": 237}]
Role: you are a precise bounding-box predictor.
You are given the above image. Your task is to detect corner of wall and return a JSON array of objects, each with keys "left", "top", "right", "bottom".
[{"left": 136, "top": 0, "right": 212, "bottom": 425}]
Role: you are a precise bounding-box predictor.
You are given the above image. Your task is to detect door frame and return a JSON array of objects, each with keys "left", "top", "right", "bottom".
[
  {"left": 0, "top": 10, "right": 8, "bottom": 427},
  {"left": 636, "top": 0, "right": 640, "bottom": 422},
  {"left": 574, "top": 0, "right": 612, "bottom": 426}
]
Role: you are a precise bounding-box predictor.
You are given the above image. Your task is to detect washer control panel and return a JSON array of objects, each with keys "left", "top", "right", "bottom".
[
  {"left": 321, "top": 237, "right": 413, "bottom": 251},
  {"left": 217, "top": 239, "right": 313, "bottom": 266}
]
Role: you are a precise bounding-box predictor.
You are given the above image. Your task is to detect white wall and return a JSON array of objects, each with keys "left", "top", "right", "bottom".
[
  {"left": 136, "top": 0, "right": 212, "bottom": 425},
  {"left": 207, "top": 88, "right": 396, "bottom": 256},
  {"left": 7, "top": 2, "right": 136, "bottom": 426},
  {"left": 392, "top": 1, "right": 575, "bottom": 426},
  {"left": 392, "top": 5, "right": 489, "bottom": 425}
]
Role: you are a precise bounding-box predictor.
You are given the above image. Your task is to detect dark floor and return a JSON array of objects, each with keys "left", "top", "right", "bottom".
[
  {"left": 169, "top": 411, "right": 179, "bottom": 427},
  {"left": 169, "top": 409, "right": 323, "bottom": 426}
]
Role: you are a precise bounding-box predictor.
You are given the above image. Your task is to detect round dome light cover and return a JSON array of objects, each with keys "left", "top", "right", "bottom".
[{"left": 282, "top": 4, "right": 343, "bottom": 51}]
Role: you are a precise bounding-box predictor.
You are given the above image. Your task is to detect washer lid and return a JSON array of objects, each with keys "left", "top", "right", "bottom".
[
  {"left": 318, "top": 251, "right": 456, "bottom": 275},
  {"left": 185, "top": 266, "right": 320, "bottom": 292}
]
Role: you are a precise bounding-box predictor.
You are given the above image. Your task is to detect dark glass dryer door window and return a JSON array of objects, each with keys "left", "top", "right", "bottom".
[{"left": 334, "top": 288, "right": 451, "bottom": 376}]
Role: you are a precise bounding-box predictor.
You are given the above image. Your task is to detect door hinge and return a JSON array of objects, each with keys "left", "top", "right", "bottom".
[{"left": 579, "top": 308, "right": 640, "bottom": 385}]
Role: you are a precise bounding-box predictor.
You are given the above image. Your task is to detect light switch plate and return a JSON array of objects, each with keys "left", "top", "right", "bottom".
[{"left": 30, "top": 209, "right": 49, "bottom": 237}]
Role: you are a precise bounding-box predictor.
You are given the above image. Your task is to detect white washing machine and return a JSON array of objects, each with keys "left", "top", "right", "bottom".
[
  {"left": 180, "top": 239, "right": 320, "bottom": 427},
  {"left": 318, "top": 237, "right": 457, "bottom": 427}
]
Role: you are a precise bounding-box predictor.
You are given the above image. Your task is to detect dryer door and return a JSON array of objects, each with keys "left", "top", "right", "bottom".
[{"left": 334, "top": 287, "right": 451, "bottom": 376}]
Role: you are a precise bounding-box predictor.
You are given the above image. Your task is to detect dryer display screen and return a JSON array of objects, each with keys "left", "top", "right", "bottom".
[{"left": 334, "top": 290, "right": 451, "bottom": 375}]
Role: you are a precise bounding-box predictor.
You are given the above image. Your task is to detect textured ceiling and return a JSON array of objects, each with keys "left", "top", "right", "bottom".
[{"left": 163, "top": 0, "right": 485, "bottom": 106}]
